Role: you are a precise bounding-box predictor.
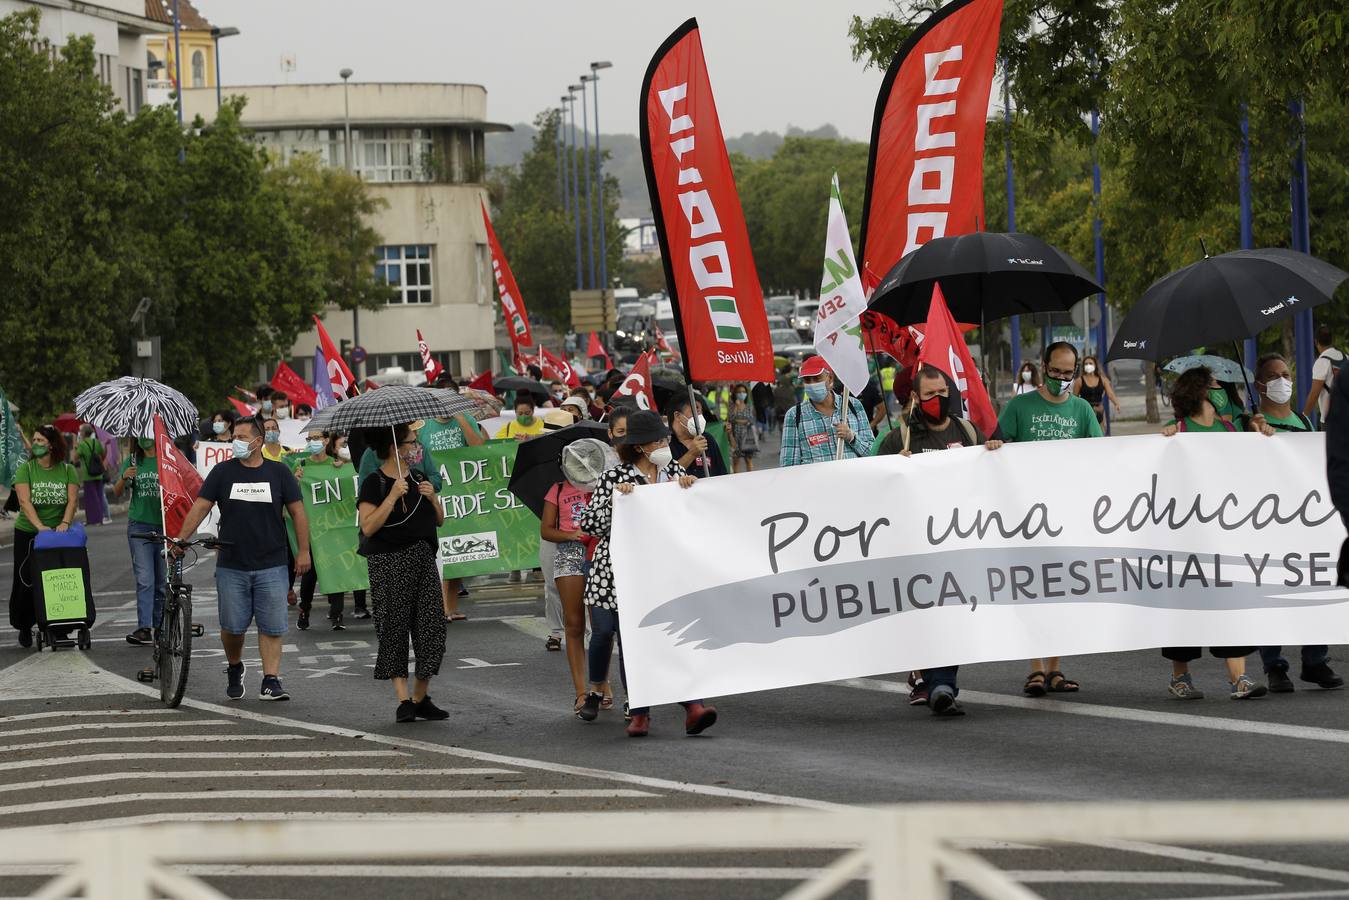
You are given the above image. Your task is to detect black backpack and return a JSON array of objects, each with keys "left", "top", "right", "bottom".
[{"left": 85, "top": 440, "right": 104, "bottom": 478}]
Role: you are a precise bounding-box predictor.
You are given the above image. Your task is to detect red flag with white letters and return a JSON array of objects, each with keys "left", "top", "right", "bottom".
[
  {"left": 612, "top": 350, "right": 657, "bottom": 411},
  {"left": 481, "top": 201, "right": 533, "bottom": 347},
  {"left": 416, "top": 329, "right": 444, "bottom": 384},
  {"left": 313, "top": 315, "right": 357, "bottom": 399},
  {"left": 153, "top": 414, "right": 202, "bottom": 539},
  {"left": 539, "top": 347, "right": 580, "bottom": 388},
  {"left": 640, "top": 19, "right": 774, "bottom": 382},
  {"left": 916, "top": 283, "right": 997, "bottom": 436},
  {"left": 858, "top": 0, "right": 1003, "bottom": 295}
]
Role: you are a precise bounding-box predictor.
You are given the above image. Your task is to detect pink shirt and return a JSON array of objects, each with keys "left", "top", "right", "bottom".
[{"left": 545, "top": 482, "right": 592, "bottom": 533}]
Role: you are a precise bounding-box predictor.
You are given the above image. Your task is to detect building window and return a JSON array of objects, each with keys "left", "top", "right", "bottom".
[
  {"left": 96, "top": 53, "right": 114, "bottom": 86},
  {"left": 191, "top": 50, "right": 205, "bottom": 87},
  {"left": 376, "top": 245, "right": 433, "bottom": 305},
  {"left": 126, "top": 67, "right": 144, "bottom": 115},
  {"left": 474, "top": 350, "right": 492, "bottom": 375},
  {"left": 355, "top": 128, "right": 433, "bottom": 182}
]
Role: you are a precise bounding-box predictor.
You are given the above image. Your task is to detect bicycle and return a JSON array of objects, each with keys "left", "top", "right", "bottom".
[{"left": 130, "top": 532, "right": 230, "bottom": 707}]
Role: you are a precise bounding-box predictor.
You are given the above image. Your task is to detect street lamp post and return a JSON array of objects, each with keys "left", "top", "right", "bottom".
[
  {"left": 555, "top": 103, "right": 567, "bottom": 212},
  {"left": 340, "top": 67, "right": 360, "bottom": 380},
  {"left": 170, "top": 0, "right": 183, "bottom": 124},
  {"left": 567, "top": 85, "right": 583, "bottom": 292},
  {"left": 590, "top": 61, "right": 613, "bottom": 299},
  {"left": 209, "top": 26, "right": 239, "bottom": 111},
  {"left": 579, "top": 74, "right": 596, "bottom": 290}
]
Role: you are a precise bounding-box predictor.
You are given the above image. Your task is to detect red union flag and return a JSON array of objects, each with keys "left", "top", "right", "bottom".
[
  {"left": 416, "top": 329, "right": 444, "bottom": 384},
  {"left": 481, "top": 200, "right": 532, "bottom": 347},
  {"left": 858, "top": 0, "right": 1003, "bottom": 294},
  {"left": 270, "top": 361, "right": 318, "bottom": 409},
  {"left": 613, "top": 350, "right": 657, "bottom": 411},
  {"left": 313, "top": 315, "right": 356, "bottom": 400},
  {"left": 540, "top": 347, "right": 580, "bottom": 388},
  {"left": 640, "top": 19, "right": 774, "bottom": 383},
  {"left": 916, "top": 283, "right": 998, "bottom": 436},
  {"left": 153, "top": 414, "right": 202, "bottom": 539}
]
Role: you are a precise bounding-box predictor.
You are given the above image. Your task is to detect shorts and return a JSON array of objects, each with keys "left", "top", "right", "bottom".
[
  {"left": 216, "top": 565, "right": 289, "bottom": 636},
  {"left": 553, "top": 540, "right": 586, "bottom": 579}
]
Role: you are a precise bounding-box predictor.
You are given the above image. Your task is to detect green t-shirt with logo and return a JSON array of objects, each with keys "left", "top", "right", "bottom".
[
  {"left": 14, "top": 460, "right": 79, "bottom": 533},
  {"left": 998, "top": 391, "right": 1103, "bottom": 442},
  {"left": 119, "top": 456, "right": 163, "bottom": 526},
  {"left": 418, "top": 417, "right": 472, "bottom": 454},
  {"left": 1168, "top": 417, "right": 1233, "bottom": 434}
]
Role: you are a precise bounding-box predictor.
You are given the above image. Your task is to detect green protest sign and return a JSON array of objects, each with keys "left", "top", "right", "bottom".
[
  {"left": 429, "top": 440, "right": 539, "bottom": 579},
  {"left": 290, "top": 459, "right": 369, "bottom": 595},
  {"left": 42, "top": 567, "right": 87, "bottom": 621}
]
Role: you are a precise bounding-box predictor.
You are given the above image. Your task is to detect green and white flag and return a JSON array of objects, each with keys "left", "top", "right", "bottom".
[
  {"left": 0, "top": 386, "right": 26, "bottom": 488},
  {"left": 813, "top": 173, "right": 871, "bottom": 395}
]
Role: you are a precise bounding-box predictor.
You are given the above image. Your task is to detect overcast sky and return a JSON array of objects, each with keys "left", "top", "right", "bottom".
[{"left": 192, "top": 0, "right": 892, "bottom": 140}]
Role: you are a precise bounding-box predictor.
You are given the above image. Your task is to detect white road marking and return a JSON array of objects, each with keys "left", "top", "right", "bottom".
[
  {"left": 0, "top": 719, "right": 234, "bottom": 738},
  {"left": 0, "top": 788, "right": 656, "bottom": 816},
  {"left": 0, "top": 768, "right": 521, "bottom": 794},
  {"left": 3, "top": 751, "right": 409, "bottom": 771},
  {"left": 0, "top": 734, "right": 309, "bottom": 753},
  {"left": 838, "top": 678, "right": 1349, "bottom": 746},
  {"left": 1002, "top": 871, "right": 1274, "bottom": 885},
  {"left": 1092, "top": 838, "right": 1349, "bottom": 886},
  {"left": 1146, "top": 891, "right": 1349, "bottom": 900},
  {"left": 0, "top": 708, "right": 182, "bottom": 724}
]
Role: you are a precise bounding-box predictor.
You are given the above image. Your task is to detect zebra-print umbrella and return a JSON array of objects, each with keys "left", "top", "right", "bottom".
[{"left": 74, "top": 376, "right": 199, "bottom": 438}]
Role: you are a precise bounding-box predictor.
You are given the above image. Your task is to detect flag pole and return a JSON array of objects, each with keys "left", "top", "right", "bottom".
[
  {"left": 872, "top": 346, "right": 894, "bottom": 433},
  {"left": 687, "top": 384, "right": 710, "bottom": 478},
  {"left": 835, "top": 386, "right": 851, "bottom": 461}
]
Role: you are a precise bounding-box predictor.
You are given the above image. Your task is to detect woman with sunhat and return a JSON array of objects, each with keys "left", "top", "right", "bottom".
[{"left": 575, "top": 409, "right": 716, "bottom": 737}]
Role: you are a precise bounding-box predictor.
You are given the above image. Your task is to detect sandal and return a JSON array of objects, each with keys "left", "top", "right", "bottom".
[
  {"left": 599, "top": 683, "right": 614, "bottom": 711},
  {"left": 1047, "top": 670, "right": 1080, "bottom": 693},
  {"left": 449, "top": 613, "right": 467, "bottom": 622},
  {"left": 1023, "top": 671, "right": 1047, "bottom": 697},
  {"left": 545, "top": 636, "right": 562, "bottom": 652}
]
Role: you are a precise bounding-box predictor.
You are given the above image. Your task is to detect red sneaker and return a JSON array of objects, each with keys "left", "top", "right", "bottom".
[
  {"left": 626, "top": 713, "right": 650, "bottom": 737},
  {"left": 683, "top": 702, "right": 718, "bottom": 735}
]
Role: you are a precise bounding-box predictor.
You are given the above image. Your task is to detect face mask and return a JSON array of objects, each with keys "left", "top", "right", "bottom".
[
  {"left": 1208, "top": 388, "right": 1230, "bottom": 413},
  {"left": 1263, "top": 377, "right": 1293, "bottom": 405},
  {"left": 231, "top": 438, "right": 254, "bottom": 458},
  {"left": 736, "top": 392, "right": 747, "bottom": 401},
  {"left": 306, "top": 439, "right": 325, "bottom": 455},
  {"left": 337, "top": 446, "right": 352, "bottom": 461},
  {"left": 261, "top": 400, "right": 273, "bottom": 413},
  {"left": 1084, "top": 363, "right": 1097, "bottom": 375},
  {"left": 1021, "top": 370, "right": 1033, "bottom": 383},
  {"left": 517, "top": 413, "right": 534, "bottom": 425},
  {"left": 138, "top": 438, "right": 155, "bottom": 450},
  {"left": 552, "top": 390, "right": 566, "bottom": 401},
  {"left": 1045, "top": 376, "right": 1072, "bottom": 397},
  {"left": 275, "top": 407, "right": 290, "bottom": 420},
  {"left": 804, "top": 383, "right": 828, "bottom": 402},
  {"left": 647, "top": 446, "right": 673, "bottom": 468},
  {"left": 683, "top": 413, "right": 707, "bottom": 433},
  {"left": 31, "top": 444, "right": 48, "bottom": 458},
  {"left": 264, "top": 430, "right": 280, "bottom": 444},
  {"left": 919, "top": 395, "right": 946, "bottom": 423},
  {"left": 212, "top": 421, "right": 227, "bottom": 435},
  {"left": 402, "top": 445, "right": 424, "bottom": 466}
]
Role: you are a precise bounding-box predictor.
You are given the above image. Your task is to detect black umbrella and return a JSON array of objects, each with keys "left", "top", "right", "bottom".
[
  {"left": 867, "top": 232, "right": 1102, "bottom": 327},
  {"left": 494, "top": 375, "right": 550, "bottom": 404},
  {"left": 508, "top": 421, "right": 610, "bottom": 518},
  {"left": 1107, "top": 248, "right": 1349, "bottom": 363}
]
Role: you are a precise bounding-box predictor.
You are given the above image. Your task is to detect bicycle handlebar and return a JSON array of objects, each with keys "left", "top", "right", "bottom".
[{"left": 130, "top": 531, "right": 234, "bottom": 551}]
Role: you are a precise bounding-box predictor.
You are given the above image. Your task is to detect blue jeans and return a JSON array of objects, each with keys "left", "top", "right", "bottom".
[
  {"left": 587, "top": 606, "right": 702, "bottom": 716},
  {"left": 924, "top": 665, "right": 959, "bottom": 696},
  {"left": 216, "top": 565, "right": 289, "bottom": 636},
  {"left": 1260, "top": 645, "right": 1329, "bottom": 674},
  {"left": 127, "top": 521, "right": 166, "bottom": 630}
]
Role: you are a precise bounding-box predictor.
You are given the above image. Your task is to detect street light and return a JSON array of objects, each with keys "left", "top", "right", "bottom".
[
  {"left": 170, "top": 0, "right": 183, "bottom": 124},
  {"left": 589, "top": 61, "right": 613, "bottom": 295},
  {"left": 579, "top": 74, "right": 597, "bottom": 290},
  {"left": 557, "top": 98, "right": 570, "bottom": 215},
  {"left": 567, "top": 85, "right": 583, "bottom": 291},
  {"left": 340, "top": 67, "right": 360, "bottom": 379},
  {"left": 209, "top": 26, "right": 239, "bottom": 110}
]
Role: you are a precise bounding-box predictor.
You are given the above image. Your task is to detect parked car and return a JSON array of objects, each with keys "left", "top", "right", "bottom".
[
  {"left": 791, "top": 300, "right": 820, "bottom": 337},
  {"left": 779, "top": 343, "right": 815, "bottom": 364},
  {"left": 770, "top": 328, "right": 802, "bottom": 352},
  {"left": 765, "top": 295, "right": 796, "bottom": 318},
  {"left": 766, "top": 315, "right": 792, "bottom": 332}
]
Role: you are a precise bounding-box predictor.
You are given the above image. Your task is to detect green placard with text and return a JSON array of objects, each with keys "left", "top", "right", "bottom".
[
  {"left": 430, "top": 441, "right": 540, "bottom": 579},
  {"left": 291, "top": 459, "right": 369, "bottom": 594},
  {"left": 41, "top": 567, "right": 87, "bottom": 621}
]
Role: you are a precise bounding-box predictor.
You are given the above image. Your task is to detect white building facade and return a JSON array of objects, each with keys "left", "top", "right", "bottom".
[{"left": 182, "top": 82, "right": 511, "bottom": 382}]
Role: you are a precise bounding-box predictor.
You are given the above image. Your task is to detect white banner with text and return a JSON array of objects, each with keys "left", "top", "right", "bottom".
[{"left": 610, "top": 433, "right": 1349, "bottom": 708}]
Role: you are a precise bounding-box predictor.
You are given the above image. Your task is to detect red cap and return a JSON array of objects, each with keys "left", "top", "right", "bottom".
[{"left": 799, "top": 355, "right": 832, "bottom": 378}]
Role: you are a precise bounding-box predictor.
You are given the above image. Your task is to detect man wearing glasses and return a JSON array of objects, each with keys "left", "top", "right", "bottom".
[{"left": 997, "top": 341, "right": 1102, "bottom": 698}]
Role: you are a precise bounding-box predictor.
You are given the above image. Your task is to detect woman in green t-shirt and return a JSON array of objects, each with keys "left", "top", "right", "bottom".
[
  {"left": 9, "top": 425, "right": 79, "bottom": 647},
  {"left": 113, "top": 437, "right": 166, "bottom": 645}
]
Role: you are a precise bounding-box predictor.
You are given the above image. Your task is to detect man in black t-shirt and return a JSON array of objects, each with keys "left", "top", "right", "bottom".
[
  {"left": 876, "top": 366, "right": 1003, "bottom": 717},
  {"left": 177, "top": 416, "right": 310, "bottom": 702}
]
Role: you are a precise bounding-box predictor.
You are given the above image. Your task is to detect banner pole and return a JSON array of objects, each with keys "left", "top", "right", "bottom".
[
  {"left": 835, "top": 387, "right": 851, "bottom": 461},
  {"left": 687, "top": 384, "right": 710, "bottom": 478}
]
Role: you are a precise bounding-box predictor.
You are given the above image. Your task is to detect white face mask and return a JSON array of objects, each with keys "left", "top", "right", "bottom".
[
  {"left": 336, "top": 446, "right": 352, "bottom": 461},
  {"left": 1084, "top": 363, "right": 1096, "bottom": 374},
  {"left": 231, "top": 438, "right": 255, "bottom": 458},
  {"left": 647, "top": 446, "right": 673, "bottom": 468},
  {"left": 683, "top": 413, "right": 707, "bottom": 434},
  {"left": 1263, "top": 377, "right": 1294, "bottom": 405},
  {"left": 1021, "top": 370, "right": 1033, "bottom": 383},
  {"left": 275, "top": 407, "right": 291, "bottom": 420}
]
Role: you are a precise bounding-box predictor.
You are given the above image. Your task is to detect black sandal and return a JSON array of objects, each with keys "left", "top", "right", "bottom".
[
  {"left": 1024, "top": 671, "right": 1047, "bottom": 697},
  {"left": 1047, "top": 670, "right": 1079, "bottom": 692}
]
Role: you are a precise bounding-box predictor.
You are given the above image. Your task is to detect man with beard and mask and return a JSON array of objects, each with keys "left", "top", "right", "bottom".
[
  {"left": 778, "top": 356, "right": 872, "bottom": 466},
  {"left": 1243, "top": 354, "right": 1343, "bottom": 692},
  {"left": 998, "top": 341, "right": 1101, "bottom": 699},
  {"left": 874, "top": 365, "right": 1002, "bottom": 717}
]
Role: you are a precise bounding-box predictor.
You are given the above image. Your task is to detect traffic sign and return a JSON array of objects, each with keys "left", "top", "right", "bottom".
[{"left": 351, "top": 346, "right": 367, "bottom": 363}]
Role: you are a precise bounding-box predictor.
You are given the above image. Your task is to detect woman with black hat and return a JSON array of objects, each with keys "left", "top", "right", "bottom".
[{"left": 575, "top": 410, "right": 718, "bottom": 737}]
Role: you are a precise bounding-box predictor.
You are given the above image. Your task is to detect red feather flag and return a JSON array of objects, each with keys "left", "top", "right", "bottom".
[
  {"left": 612, "top": 350, "right": 658, "bottom": 411},
  {"left": 915, "top": 283, "right": 997, "bottom": 436}
]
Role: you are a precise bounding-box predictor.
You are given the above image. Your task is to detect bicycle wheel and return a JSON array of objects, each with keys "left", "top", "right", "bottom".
[{"left": 158, "top": 589, "right": 193, "bottom": 707}]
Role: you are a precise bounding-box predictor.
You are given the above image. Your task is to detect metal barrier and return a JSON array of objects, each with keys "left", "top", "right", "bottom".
[{"left": 7, "top": 800, "right": 1349, "bottom": 899}]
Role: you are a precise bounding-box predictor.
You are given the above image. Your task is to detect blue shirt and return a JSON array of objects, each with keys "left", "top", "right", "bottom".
[{"left": 779, "top": 396, "right": 873, "bottom": 466}]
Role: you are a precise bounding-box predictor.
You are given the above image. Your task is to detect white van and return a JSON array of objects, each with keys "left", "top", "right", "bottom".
[{"left": 791, "top": 300, "right": 820, "bottom": 337}]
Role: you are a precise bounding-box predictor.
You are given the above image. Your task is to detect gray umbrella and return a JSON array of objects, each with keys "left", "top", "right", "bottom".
[
  {"left": 305, "top": 385, "right": 475, "bottom": 433},
  {"left": 74, "top": 376, "right": 199, "bottom": 438}
]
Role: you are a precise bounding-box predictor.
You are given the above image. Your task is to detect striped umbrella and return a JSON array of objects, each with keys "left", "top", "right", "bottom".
[
  {"left": 305, "top": 385, "right": 475, "bottom": 434},
  {"left": 74, "top": 376, "right": 199, "bottom": 438}
]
